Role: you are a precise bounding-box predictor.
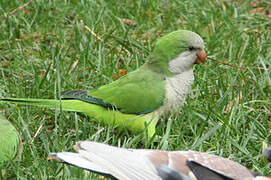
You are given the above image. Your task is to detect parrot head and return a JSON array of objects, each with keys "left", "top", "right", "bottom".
[{"left": 147, "top": 30, "right": 206, "bottom": 75}]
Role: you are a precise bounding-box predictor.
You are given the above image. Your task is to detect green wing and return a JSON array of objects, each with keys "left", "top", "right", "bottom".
[{"left": 63, "top": 69, "right": 165, "bottom": 114}]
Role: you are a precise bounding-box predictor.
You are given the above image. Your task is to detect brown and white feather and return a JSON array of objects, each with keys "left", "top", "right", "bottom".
[{"left": 49, "top": 141, "right": 271, "bottom": 180}]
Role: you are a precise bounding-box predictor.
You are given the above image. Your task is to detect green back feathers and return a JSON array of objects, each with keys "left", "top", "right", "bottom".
[
  {"left": 0, "top": 114, "right": 19, "bottom": 167},
  {"left": 89, "top": 68, "right": 165, "bottom": 114}
]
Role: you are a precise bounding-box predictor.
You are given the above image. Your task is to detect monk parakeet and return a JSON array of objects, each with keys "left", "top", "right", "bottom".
[
  {"left": 0, "top": 114, "right": 20, "bottom": 168},
  {"left": 0, "top": 30, "right": 206, "bottom": 137},
  {"left": 49, "top": 141, "right": 271, "bottom": 180}
]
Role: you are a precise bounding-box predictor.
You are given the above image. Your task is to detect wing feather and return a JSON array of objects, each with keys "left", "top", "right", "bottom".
[
  {"left": 76, "top": 141, "right": 161, "bottom": 180},
  {"left": 63, "top": 68, "right": 165, "bottom": 114}
]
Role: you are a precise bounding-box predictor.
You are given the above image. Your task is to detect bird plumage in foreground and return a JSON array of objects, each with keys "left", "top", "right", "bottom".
[
  {"left": 0, "top": 114, "right": 20, "bottom": 168},
  {"left": 49, "top": 141, "right": 271, "bottom": 180},
  {"left": 0, "top": 30, "right": 206, "bottom": 137}
]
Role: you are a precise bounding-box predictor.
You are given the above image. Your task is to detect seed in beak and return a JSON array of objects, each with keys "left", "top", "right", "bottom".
[{"left": 194, "top": 50, "right": 207, "bottom": 64}]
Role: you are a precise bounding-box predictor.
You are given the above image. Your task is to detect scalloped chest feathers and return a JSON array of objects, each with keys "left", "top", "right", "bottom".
[{"left": 162, "top": 69, "right": 194, "bottom": 113}]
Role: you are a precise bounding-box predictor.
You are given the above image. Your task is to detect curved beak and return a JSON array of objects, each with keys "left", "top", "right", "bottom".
[{"left": 194, "top": 50, "right": 206, "bottom": 64}]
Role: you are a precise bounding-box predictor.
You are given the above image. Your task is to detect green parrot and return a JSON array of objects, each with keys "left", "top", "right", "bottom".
[
  {"left": 0, "top": 30, "right": 206, "bottom": 137},
  {"left": 0, "top": 113, "right": 20, "bottom": 168}
]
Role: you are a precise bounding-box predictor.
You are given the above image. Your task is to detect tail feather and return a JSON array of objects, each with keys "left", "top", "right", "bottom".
[
  {"left": 49, "top": 141, "right": 161, "bottom": 180},
  {"left": 0, "top": 98, "right": 91, "bottom": 113},
  {"left": 1, "top": 98, "right": 157, "bottom": 136},
  {"left": 49, "top": 152, "right": 111, "bottom": 176}
]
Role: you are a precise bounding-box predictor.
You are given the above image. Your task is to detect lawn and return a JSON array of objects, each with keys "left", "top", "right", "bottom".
[{"left": 0, "top": 0, "right": 271, "bottom": 179}]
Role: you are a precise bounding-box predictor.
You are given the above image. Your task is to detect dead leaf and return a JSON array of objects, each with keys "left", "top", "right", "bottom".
[
  {"left": 249, "top": 1, "right": 260, "bottom": 7},
  {"left": 112, "top": 72, "right": 118, "bottom": 80},
  {"left": 39, "top": 69, "right": 46, "bottom": 78},
  {"left": 248, "top": 107, "right": 256, "bottom": 112},
  {"left": 225, "top": 99, "right": 234, "bottom": 113},
  {"left": 243, "top": 28, "right": 260, "bottom": 33},
  {"left": 118, "top": 69, "right": 127, "bottom": 76},
  {"left": 142, "top": 33, "right": 153, "bottom": 37},
  {"left": 265, "top": 10, "right": 271, "bottom": 18},
  {"left": 1, "top": 55, "right": 14, "bottom": 61},
  {"left": 155, "top": 33, "right": 167, "bottom": 37},
  {"left": 122, "top": 18, "right": 136, "bottom": 27},
  {"left": 249, "top": 7, "right": 265, "bottom": 14},
  {"left": 203, "top": 22, "right": 225, "bottom": 31},
  {"left": 225, "top": 92, "right": 242, "bottom": 113},
  {"left": 239, "top": 91, "right": 243, "bottom": 100},
  {"left": 68, "top": 59, "right": 79, "bottom": 74},
  {"left": 119, "top": 59, "right": 124, "bottom": 64},
  {"left": 144, "top": 11, "right": 153, "bottom": 17},
  {"left": 1, "top": 60, "right": 9, "bottom": 68},
  {"left": 131, "top": 34, "right": 137, "bottom": 39},
  {"left": 112, "top": 69, "right": 127, "bottom": 80}
]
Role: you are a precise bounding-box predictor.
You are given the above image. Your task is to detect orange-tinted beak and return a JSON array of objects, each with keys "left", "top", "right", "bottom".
[{"left": 194, "top": 50, "right": 206, "bottom": 64}]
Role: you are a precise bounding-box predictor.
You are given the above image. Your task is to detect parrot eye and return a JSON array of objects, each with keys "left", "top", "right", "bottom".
[{"left": 188, "top": 46, "right": 196, "bottom": 51}]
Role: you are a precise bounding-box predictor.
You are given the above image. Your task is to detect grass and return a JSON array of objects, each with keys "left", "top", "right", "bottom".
[{"left": 0, "top": 0, "right": 271, "bottom": 179}]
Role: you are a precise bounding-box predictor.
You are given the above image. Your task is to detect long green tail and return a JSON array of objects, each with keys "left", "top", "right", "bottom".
[
  {"left": 0, "top": 97, "right": 158, "bottom": 137},
  {"left": 0, "top": 98, "right": 92, "bottom": 113}
]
